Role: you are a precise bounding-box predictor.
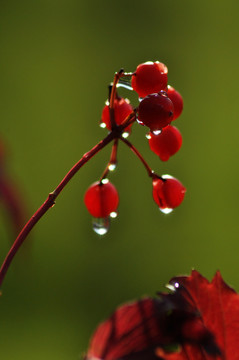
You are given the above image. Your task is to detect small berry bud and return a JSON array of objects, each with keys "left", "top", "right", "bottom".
[
  {"left": 84, "top": 180, "right": 119, "bottom": 218},
  {"left": 148, "top": 125, "right": 182, "bottom": 161},
  {"left": 138, "top": 93, "right": 174, "bottom": 132},
  {"left": 152, "top": 175, "right": 186, "bottom": 210},
  {"left": 167, "top": 85, "right": 183, "bottom": 120},
  {"left": 131, "top": 61, "right": 168, "bottom": 98}
]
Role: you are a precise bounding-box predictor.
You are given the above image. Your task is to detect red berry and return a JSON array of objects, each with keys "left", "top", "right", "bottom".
[
  {"left": 167, "top": 85, "right": 183, "bottom": 120},
  {"left": 84, "top": 180, "right": 119, "bottom": 218},
  {"left": 138, "top": 93, "right": 174, "bottom": 132},
  {"left": 148, "top": 125, "right": 182, "bottom": 161},
  {"left": 131, "top": 61, "right": 168, "bottom": 98},
  {"left": 101, "top": 97, "right": 133, "bottom": 133},
  {"left": 152, "top": 175, "right": 186, "bottom": 209}
]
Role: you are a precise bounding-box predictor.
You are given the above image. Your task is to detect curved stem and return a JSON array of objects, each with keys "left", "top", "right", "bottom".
[
  {"left": 120, "top": 137, "right": 154, "bottom": 178},
  {"left": 0, "top": 131, "right": 116, "bottom": 288},
  {"left": 99, "top": 138, "right": 118, "bottom": 182}
]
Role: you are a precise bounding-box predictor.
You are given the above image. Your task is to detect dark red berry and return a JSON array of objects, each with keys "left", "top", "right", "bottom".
[
  {"left": 138, "top": 93, "right": 174, "bottom": 132},
  {"left": 152, "top": 175, "right": 186, "bottom": 209},
  {"left": 131, "top": 61, "right": 168, "bottom": 98},
  {"left": 84, "top": 180, "right": 119, "bottom": 218},
  {"left": 167, "top": 85, "right": 183, "bottom": 120},
  {"left": 101, "top": 97, "right": 133, "bottom": 133},
  {"left": 148, "top": 125, "right": 182, "bottom": 161}
]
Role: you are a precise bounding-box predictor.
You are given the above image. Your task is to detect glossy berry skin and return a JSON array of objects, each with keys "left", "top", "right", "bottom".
[
  {"left": 131, "top": 61, "right": 168, "bottom": 98},
  {"left": 148, "top": 125, "right": 182, "bottom": 161},
  {"left": 84, "top": 180, "right": 119, "bottom": 218},
  {"left": 138, "top": 93, "right": 174, "bottom": 132},
  {"left": 152, "top": 175, "right": 186, "bottom": 209},
  {"left": 101, "top": 97, "right": 133, "bottom": 133},
  {"left": 167, "top": 85, "right": 183, "bottom": 120}
]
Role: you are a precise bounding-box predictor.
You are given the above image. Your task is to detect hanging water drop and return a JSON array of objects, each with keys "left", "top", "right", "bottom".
[
  {"left": 152, "top": 130, "right": 161, "bottom": 136},
  {"left": 110, "top": 211, "right": 118, "bottom": 218},
  {"left": 108, "top": 162, "right": 117, "bottom": 171},
  {"left": 122, "top": 131, "right": 130, "bottom": 138},
  {"left": 92, "top": 217, "right": 110, "bottom": 235},
  {"left": 159, "top": 207, "right": 173, "bottom": 214},
  {"left": 100, "top": 122, "right": 106, "bottom": 128}
]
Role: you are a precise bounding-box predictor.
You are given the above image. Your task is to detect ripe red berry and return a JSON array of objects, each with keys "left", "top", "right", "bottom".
[
  {"left": 84, "top": 180, "right": 119, "bottom": 218},
  {"left": 131, "top": 61, "right": 168, "bottom": 98},
  {"left": 167, "top": 85, "right": 183, "bottom": 120},
  {"left": 138, "top": 93, "right": 174, "bottom": 132},
  {"left": 101, "top": 97, "right": 133, "bottom": 133},
  {"left": 148, "top": 125, "right": 182, "bottom": 161},
  {"left": 152, "top": 175, "right": 186, "bottom": 210}
]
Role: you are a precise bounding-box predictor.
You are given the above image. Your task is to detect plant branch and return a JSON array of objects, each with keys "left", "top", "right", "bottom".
[
  {"left": 0, "top": 131, "right": 116, "bottom": 289},
  {"left": 99, "top": 138, "right": 118, "bottom": 182},
  {"left": 120, "top": 137, "right": 154, "bottom": 178}
]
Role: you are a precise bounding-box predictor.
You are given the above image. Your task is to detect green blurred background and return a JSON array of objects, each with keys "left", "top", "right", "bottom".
[{"left": 0, "top": 0, "right": 239, "bottom": 358}]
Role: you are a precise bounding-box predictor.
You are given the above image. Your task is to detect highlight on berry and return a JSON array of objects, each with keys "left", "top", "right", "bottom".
[{"left": 84, "top": 61, "right": 185, "bottom": 235}]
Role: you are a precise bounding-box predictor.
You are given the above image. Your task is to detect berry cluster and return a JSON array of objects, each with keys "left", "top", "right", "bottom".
[{"left": 84, "top": 61, "right": 185, "bottom": 234}]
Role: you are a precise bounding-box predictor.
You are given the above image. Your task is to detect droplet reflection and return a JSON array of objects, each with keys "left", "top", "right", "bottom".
[
  {"left": 92, "top": 217, "right": 110, "bottom": 235},
  {"left": 159, "top": 207, "right": 173, "bottom": 214},
  {"left": 110, "top": 211, "right": 118, "bottom": 218},
  {"left": 152, "top": 130, "right": 161, "bottom": 136},
  {"left": 108, "top": 163, "right": 117, "bottom": 171},
  {"left": 100, "top": 122, "right": 106, "bottom": 128}
]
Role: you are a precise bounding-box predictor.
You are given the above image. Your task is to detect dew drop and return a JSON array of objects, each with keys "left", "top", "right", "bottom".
[
  {"left": 145, "top": 133, "right": 151, "bottom": 139},
  {"left": 92, "top": 217, "right": 110, "bottom": 235},
  {"left": 108, "top": 163, "right": 117, "bottom": 171},
  {"left": 100, "top": 122, "right": 106, "bottom": 128},
  {"left": 110, "top": 211, "right": 118, "bottom": 218},
  {"left": 101, "top": 178, "right": 109, "bottom": 184},
  {"left": 159, "top": 207, "right": 173, "bottom": 214},
  {"left": 152, "top": 130, "right": 162, "bottom": 135},
  {"left": 122, "top": 132, "right": 130, "bottom": 138},
  {"left": 138, "top": 97, "right": 144, "bottom": 102}
]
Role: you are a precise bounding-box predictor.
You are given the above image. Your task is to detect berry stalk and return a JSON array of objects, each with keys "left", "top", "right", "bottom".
[
  {"left": 0, "top": 131, "right": 117, "bottom": 288},
  {"left": 120, "top": 137, "right": 154, "bottom": 178}
]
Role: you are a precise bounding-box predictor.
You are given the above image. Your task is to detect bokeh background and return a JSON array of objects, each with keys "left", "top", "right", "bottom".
[{"left": 0, "top": 0, "right": 239, "bottom": 359}]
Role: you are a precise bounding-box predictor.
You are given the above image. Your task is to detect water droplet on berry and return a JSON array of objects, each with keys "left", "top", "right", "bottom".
[
  {"left": 145, "top": 133, "right": 151, "bottom": 139},
  {"left": 122, "top": 131, "right": 130, "bottom": 138},
  {"left": 101, "top": 178, "right": 109, "bottom": 184},
  {"left": 159, "top": 207, "right": 173, "bottom": 214},
  {"left": 108, "top": 163, "right": 117, "bottom": 171},
  {"left": 92, "top": 217, "right": 110, "bottom": 235},
  {"left": 152, "top": 130, "right": 162, "bottom": 136},
  {"left": 110, "top": 211, "right": 118, "bottom": 218},
  {"left": 100, "top": 122, "right": 107, "bottom": 128}
]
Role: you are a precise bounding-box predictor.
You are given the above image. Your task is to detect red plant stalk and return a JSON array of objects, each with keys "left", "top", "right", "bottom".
[
  {"left": 0, "top": 131, "right": 117, "bottom": 288},
  {"left": 0, "top": 70, "right": 148, "bottom": 290}
]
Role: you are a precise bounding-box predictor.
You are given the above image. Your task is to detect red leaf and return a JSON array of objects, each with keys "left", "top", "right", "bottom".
[
  {"left": 86, "top": 271, "right": 239, "bottom": 360},
  {"left": 166, "top": 270, "right": 239, "bottom": 360}
]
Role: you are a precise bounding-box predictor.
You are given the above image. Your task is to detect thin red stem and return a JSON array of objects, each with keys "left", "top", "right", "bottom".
[
  {"left": 99, "top": 138, "right": 118, "bottom": 182},
  {"left": 120, "top": 137, "right": 154, "bottom": 178},
  {"left": 0, "top": 131, "right": 116, "bottom": 288}
]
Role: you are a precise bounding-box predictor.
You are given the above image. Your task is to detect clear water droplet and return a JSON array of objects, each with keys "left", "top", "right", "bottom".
[
  {"left": 100, "top": 122, "right": 106, "bottom": 128},
  {"left": 145, "top": 133, "right": 151, "bottom": 139},
  {"left": 138, "top": 97, "right": 144, "bottom": 102},
  {"left": 152, "top": 130, "right": 162, "bottom": 135},
  {"left": 110, "top": 211, "right": 118, "bottom": 218},
  {"left": 122, "top": 131, "right": 129, "bottom": 138},
  {"left": 108, "top": 163, "right": 117, "bottom": 171},
  {"left": 92, "top": 217, "right": 110, "bottom": 235},
  {"left": 159, "top": 207, "right": 173, "bottom": 214},
  {"left": 101, "top": 178, "right": 109, "bottom": 184}
]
